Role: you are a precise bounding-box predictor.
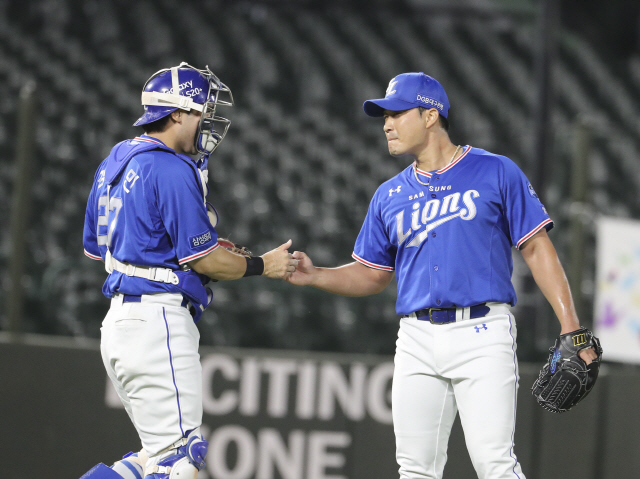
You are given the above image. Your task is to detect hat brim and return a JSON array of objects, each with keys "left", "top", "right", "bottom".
[{"left": 363, "top": 98, "right": 421, "bottom": 117}]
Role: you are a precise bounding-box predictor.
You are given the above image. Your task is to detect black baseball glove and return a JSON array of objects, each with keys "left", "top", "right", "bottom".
[{"left": 531, "top": 327, "right": 603, "bottom": 413}]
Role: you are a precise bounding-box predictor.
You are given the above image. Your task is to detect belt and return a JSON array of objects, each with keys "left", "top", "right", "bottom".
[
  {"left": 121, "top": 293, "right": 195, "bottom": 317},
  {"left": 409, "top": 303, "right": 491, "bottom": 324}
]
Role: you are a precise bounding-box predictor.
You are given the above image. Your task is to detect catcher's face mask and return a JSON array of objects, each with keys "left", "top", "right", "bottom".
[
  {"left": 194, "top": 66, "right": 233, "bottom": 158},
  {"left": 135, "top": 62, "right": 233, "bottom": 158}
]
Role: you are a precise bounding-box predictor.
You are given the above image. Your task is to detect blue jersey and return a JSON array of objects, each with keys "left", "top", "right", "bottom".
[
  {"left": 353, "top": 146, "right": 553, "bottom": 315},
  {"left": 83, "top": 135, "right": 219, "bottom": 316}
]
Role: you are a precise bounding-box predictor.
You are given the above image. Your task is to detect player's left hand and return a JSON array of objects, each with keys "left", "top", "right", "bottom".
[
  {"left": 532, "top": 327, "right": 603, "bottom": 413},
  {"left": 561, "top": 326, "right": 598, "bottom": 365},
  {"left": 578, "top": 347, "right": 598, "bottom": 365}
]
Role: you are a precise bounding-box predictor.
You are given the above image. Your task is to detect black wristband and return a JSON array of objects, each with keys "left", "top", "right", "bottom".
[{"left": 243, "top": 256, "right": 264, "bottom": 277}]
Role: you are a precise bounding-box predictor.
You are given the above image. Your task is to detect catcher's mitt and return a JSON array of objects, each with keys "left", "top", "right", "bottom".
[
  {"left": 217, "top": 238, "right": 252, "bottom": 257},
  {"left": 531, "top": 327, "right": 603, "bottom": 413}
]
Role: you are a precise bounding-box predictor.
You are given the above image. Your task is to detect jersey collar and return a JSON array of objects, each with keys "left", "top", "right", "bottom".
[
  {"left": 133, "top": 135, "right": 203, "bottom": 168},
  {"left": 412, "top": 145, "right": 472, "bottom": 181},
  {"left": 133, "top": 135, "right": 167, "bottom": 147}
]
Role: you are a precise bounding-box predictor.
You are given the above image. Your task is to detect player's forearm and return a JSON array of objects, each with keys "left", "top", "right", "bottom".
[
  {"left": 521, "top": 232, "right": 580, "bottom": 333},
  {"left": 309, "top": 262, "right": 392, "bottom": 297},
  {"left": 189, "top": 247, "right": 249, "bottom": 281}
]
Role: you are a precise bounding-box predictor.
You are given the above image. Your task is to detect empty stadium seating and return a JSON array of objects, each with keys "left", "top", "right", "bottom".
[{"left": 1, "top": 0, "right": 639, "bottom": 356}]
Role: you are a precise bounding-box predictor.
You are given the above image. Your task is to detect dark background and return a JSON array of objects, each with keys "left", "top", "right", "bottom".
[{"left": 2, "top": 0, "right": 640, "bottom": 359}]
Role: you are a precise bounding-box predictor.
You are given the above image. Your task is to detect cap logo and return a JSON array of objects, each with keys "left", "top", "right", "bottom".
[
  {"left": 385, "top": 79, "right": 398, "bottom": 97},
  {"left": 416, "top": 94, "right": 443, "bottom": 111}
]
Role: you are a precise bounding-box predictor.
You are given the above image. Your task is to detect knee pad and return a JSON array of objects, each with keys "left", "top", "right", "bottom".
[
  {"left": 145, "top": 436, "right": 208, "bottom": 479},
  {"left": 79, "top": 450, "right": 148, "bottom": 479}
]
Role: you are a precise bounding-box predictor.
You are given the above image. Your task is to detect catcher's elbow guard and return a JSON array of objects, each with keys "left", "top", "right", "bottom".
[{"left": 531, "top": 327, "right": 603, "bottom": 413}]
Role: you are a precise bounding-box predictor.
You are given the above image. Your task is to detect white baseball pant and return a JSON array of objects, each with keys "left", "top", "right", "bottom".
[
  {"left": 100, "top": 293, "right": 203, "bottom": 457},
  {"left": 393, "top": 303, "right": 525, "bottom": 479}
]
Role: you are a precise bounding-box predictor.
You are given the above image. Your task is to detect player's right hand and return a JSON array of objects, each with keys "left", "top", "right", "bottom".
[
  {"left": 261, "top": 239, "right": 298, "bottom": 280},
  {"left": 285, "top": 251, "right": 316, "bottom": 286}
]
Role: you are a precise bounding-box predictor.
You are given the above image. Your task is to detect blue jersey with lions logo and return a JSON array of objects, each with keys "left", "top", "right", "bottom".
[{"left": 353, "top": 146, "right": 553, "bottom": 315}]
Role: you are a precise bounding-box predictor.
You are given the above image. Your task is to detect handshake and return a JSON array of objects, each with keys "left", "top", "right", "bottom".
[{"left": 247, "top": 239, "right": 314, "bottom": 285}]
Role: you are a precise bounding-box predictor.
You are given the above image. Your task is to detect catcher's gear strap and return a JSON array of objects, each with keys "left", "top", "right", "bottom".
[
  {"left": 146, "top": 436, "right": 208, "bottom": 478},
  {"left": 141, "top": 91, "right": 205, "bottom": 113},
  {"left": 105, "top": 250, "right": 179, "bottom": 285},
  {"left": 141, "top": 66, "right": 205, "bottom": 113},
  {"left": 243, "top": 256, "right": 264, "bottom": 277}
]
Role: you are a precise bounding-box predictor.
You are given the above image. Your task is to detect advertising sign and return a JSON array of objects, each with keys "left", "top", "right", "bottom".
[
  {"left": 595, "top": 216, "right": 640, "bottom": 363},
  {"left": 106, "top": 348, "right": 396, "bottom": 479}
]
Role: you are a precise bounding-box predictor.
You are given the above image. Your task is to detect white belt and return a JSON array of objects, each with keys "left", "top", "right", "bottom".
[{"left": 105, "top": 250, "right": 179, "bottom": 285}]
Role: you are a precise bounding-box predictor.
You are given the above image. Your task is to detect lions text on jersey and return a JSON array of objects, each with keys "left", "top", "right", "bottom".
[{"left": 352, "top": 146, "right": 553, "bottom": 315}]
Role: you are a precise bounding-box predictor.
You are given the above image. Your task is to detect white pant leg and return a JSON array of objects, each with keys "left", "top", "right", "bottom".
[
  {"left": 393, "top": 317, "right": 458, "bottom": 479},
  {"left": 100, "top": 295, "right": 202, "bottom": 456},
  {"left": 446, "top": 311, "right": 525, "bottom": 479}
]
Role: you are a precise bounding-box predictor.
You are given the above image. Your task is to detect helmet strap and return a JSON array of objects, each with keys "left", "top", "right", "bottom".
[{"left": 171, "top": 66, "right": 180, "bottom": 96}]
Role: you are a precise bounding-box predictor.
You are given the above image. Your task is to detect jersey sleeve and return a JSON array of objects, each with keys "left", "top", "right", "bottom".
[
  {"left": 501, "top": 159, "right": 553, "bottom": 249},
  {"left": 352, "top": 191, "right": 396, "bottom": 271},
  {"left": 154, "top": 161, "right": 219, "bottom": 265},
  {"left": 83, "top": 170, "right": 103, "bottom": 261}
]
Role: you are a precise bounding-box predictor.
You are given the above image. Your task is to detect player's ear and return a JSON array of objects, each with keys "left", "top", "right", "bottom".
[
  {"left": 424, "top": 108, "right": 440, "bottom": 129},
  {"left": 170, "top": 110, "right": 183, "bottom": 124}
]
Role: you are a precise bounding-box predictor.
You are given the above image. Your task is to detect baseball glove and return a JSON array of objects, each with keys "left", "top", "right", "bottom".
[
  {"left": 217, "top": 237, "right": 252, "bottom": 257},
  {"left": 531, "top": 327, "right": 603, "bottom": 413}
]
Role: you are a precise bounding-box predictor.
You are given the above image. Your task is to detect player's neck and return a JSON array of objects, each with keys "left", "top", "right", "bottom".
[
  {"left": 146, "top": 131, "right": 179, "bottom": 152},
  {"left": 414, "top": 137, "right": 459, "bottom": 173}
]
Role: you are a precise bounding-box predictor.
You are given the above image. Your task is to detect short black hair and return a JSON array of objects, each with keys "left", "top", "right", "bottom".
[
  {"left": 141, "top": 114, "right": 173, "bottom": 134},
  {"left": 418, "top": 106, "right": 449, "bottom": 132}
]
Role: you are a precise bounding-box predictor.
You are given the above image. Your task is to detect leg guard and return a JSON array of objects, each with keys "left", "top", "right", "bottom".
[
  {"left": 145, "top": 436, "right": 208, "bottom": 479},
  {"left": 80, "top": 451, "right": 148, "bottom": 479},
  {"left": 80, "top": 463, "right": 124, "bottom": 479}
]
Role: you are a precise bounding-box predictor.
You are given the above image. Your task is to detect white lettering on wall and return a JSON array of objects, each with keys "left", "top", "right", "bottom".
[
  {"left": 206, "top": 427, "right": 352, "bottom": 479},
  {"left": 318, "top": 362, "right": 367, "bottom": 421},
  {"left": 307, "top": 431, "right": 352, "bottom": 479},
  {"left": 106, "top": 353, "right": 395, "bottom": 424},
  {"left": 201, "top": 354, "right": 239, "bottom": 415},
  {"left": 263, "top": 359, "right": 298, "bottom": 418}
]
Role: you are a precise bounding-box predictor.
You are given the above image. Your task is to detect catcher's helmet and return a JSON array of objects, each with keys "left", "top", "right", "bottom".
[{"left": 134, "top": 62, "right": 233, "bottom": 157}]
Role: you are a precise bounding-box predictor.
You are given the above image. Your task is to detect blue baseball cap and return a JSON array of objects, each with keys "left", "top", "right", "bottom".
[{"left": 363, "top": 72, "right": 450, "bottom": 118}]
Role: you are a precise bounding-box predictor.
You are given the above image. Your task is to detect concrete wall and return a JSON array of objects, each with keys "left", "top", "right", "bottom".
[{"left": 0, "top": 334, "right": 637, "bottom": 479}]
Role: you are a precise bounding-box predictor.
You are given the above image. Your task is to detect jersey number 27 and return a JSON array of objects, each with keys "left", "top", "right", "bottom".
[{"left": 97, "top": 196, "right": 122, "bottom": 246}]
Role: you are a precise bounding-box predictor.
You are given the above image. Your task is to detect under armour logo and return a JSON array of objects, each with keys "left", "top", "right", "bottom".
[
  {"left": 386, "top": 79, "right": 398, "bottom": 97},
  {"left": 474, "top": 324, "right": 488, "bottom": 333},
  {"left": 389, "top": 185, "right": 402, "bottom": 197}
]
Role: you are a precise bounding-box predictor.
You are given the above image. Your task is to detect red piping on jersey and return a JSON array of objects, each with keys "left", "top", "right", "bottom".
[
  {"left": 84, "top": 249, "right": 102, "bottom": 261},
  {"left": 414, "top": 145, "right": 472, "bottom": 179},
  {"left": 516, "top": 218, "right": 554, "bottom": 250},
  {"left": 179, "top": 242, "right": 220, "bottom": 265},
  {"left": 133, "top": 136, "right": 164, "bottom": 145},
  {"left": 352, "top": 252, "right": 394, "bottom": 272}
]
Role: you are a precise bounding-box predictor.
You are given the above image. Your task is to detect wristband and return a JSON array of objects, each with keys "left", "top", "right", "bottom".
[{"left": 243, "top": 256, "right": 264, "bottom": 277}]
